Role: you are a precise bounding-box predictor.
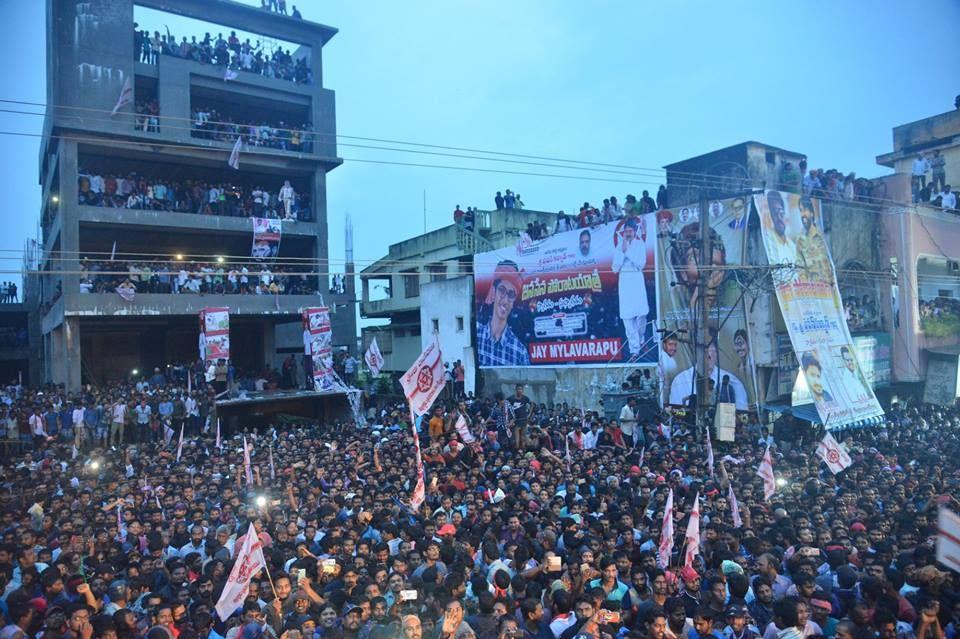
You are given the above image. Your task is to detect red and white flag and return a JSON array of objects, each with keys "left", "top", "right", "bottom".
[
  {"left": 756, "top": 444, "right": 776, "bottom": 501},
  {"left": 242, "top": 436, "right": 254, "bottom": 486},
  {"left": 705, "top": 425, "right": 715, "bottom": 477},
  {"left": 111, "top": 77, "right": 133, "bottom": 116},
  {"left": 816, "top": 432, "right": 852, "bottom": 475},
  {"left": 175, "top": 423, "right": 185, "bottom": 462},
  {"left": 400, "top": 339, "right": 446, "bottom": 416},
  {"left": 224, "top": 68, "right": 239, "bottom": 81},
  {"left": 364, "top": 338, "right": 385, "bottom": 377},
  {"left": 729, "top": 483, "right": 743, "bottom": 528},
  {"left": 638, "top": 446, "right": 646, "bottom": 469},
  {"left": 215, "top": 523, "right": 266, "bottom": 621},
  {"left": 410, "top": 465, "right": 426, "bottom": 510},
  {"left": 658, "top": 488, "right": 675, "bottom": 568},
  {"left": 684, "top": 492, "right": 701, "bottom": 568},
  {"left": 454, "top": 414, "right": 475, "bottom": 444},
  {"left": 228, "top": 136, "right": 242, "bottom": 170}
]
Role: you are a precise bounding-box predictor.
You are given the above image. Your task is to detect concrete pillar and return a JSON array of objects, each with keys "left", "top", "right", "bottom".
[
  {"left": 59, "top": 141, "right": 81, "bottom": 296},
  {"left": 64, "top": 317, "right": 82, "bottom": 391}
]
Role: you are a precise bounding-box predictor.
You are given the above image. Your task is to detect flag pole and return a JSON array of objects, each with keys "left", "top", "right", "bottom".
[{"left": 260, "top": 556, "right": 279, "bottom": 600}]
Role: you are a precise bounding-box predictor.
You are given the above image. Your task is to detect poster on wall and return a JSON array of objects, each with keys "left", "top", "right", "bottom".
[
  {"left": 472, "top": 214, "right": 658, "bottom": 367},
  {"left": 200, "top": 307, "right": 230, "bottom": 362},
  {"left": 754, "top": 190, "right": 884, "bottom": 428},
  {"left": 303, "top": 307, "right": 340, "bottom": 392},
  {"left": 252, "top": 217, "right": 282, "bottom": 259},
  {"left": 656, "top": 197, "right": 756, "bottom": 411}
]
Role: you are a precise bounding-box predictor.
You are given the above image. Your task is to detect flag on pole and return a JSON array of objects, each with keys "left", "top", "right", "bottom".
[
  {"left": 175, "top": 424, "right": 184, "bottom": 462},
  {"left": 163, "top": 424, "right": 175, "bottom": 446},
  {"left": 110, "top": 241, "right": 117, "bottom": 261},
  {"left": 215, "top": 523, "right": 266, "bottom": 621},
  {"left": 224, "top": 68, "right": 239, "bottom": 81},
  {"left": 364, "top": 338, "right": 385, "bottom": 377},
  {"left": 728, "top": 484, "right": 743, "bottom": 528},
  {"left": 454, "top": 414, "right": 475, "bottom": 444},
  {"left": 228, "top": 136, "right": 242, "bottom": 170},
  {"left": 215, "top": 418, "right": 221, "bottom": 449},
  {"left": 705, "top": 425, "right": 715, "bottom": 477},
  {"left": 756, "top": 444, "right": 776, "bottom": 501},
  {"left": 117, "top": 503, "right": 125, "bottom": 541},
  {"left": 268, "top": 446, "right": 276, "bottom": 480},
  {"left": 638, "top": 446, "right": 645, "bottom": 469},
  {"left": 399, "top": 338, "right": 446, "bottom": 416},
  {"left": 658, "top": 488, "right": 675, "bottom": 568},
  {"left": 816, "top": 432, "right": 852, "bottom": 474},
  {"left": 684, "top": 492, "right": 701, "bottom": 567},
  {"left": 242, "top": 436, "right": 253, "bottom": 486},
  {"left": 111, "top": 77, "right": 133, "bottom": 116}
]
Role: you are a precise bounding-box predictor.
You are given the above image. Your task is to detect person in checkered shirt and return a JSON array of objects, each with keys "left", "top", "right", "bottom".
[{"left": 477, "top": 260, "right": 530, "bottom": 366}]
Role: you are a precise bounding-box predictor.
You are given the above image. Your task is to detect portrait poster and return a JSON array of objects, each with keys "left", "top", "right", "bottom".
[
  {"left": 753, "top": 190, "right": 883, "bottom": 428},
  {"left": 252, "top": 217, "right": 282, "bottom": 260}
]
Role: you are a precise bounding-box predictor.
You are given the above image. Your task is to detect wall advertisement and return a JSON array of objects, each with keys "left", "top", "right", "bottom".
[
  {"left": 473, "top": 215, "right": 658, "bottom": 367},
  {"left": 656, "top": 197, "right": 756, "bottom": 411},
  {"left": 200, "top": 307, "right": 230, "bottom": 362},
  {"left": 303, "top": 307, "right": 338, "bottom": 391},
  {"left": 754, "top": 190, "right": 884, "bottom": 428}
]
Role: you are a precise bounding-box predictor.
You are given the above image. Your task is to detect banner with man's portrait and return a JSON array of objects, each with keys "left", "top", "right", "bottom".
[
  {"left": 753, "top": 190, "right": 883, "bottom": 428},
  {"left": 472, "top": 215, "right": 658, "bottom": 367},
  {"left": 656, "top": 197, "right": 757, "bottom": 411},
  {"left": 252, "top": 217, "right": 282, "bottom": 260}
]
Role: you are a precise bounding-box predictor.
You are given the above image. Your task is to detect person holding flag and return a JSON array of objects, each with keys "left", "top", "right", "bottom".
[
  {"left": 658, "top": 488, "right": 675, "bottom": 568},
  {"left": 399, "top": 338, "right": 446, "bottom": 511},
  {"left": 215, "top": 523, "right": 267, "bottom": 621},
  {"left": 756, "top": 443, "right": 776, "bottom": 501}
]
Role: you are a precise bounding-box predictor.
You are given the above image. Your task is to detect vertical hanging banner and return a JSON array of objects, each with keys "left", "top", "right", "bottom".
[
  {"left": 251, "top": 217, "right": 282, "bottom": 259},
  {"left": 200, "top": 307, "right": 230, "bottom": 362},
  {"left": 753, "top": 190, "right": 883, "bottom": 428},
  {"left": 303, "top": 307, "right": 338, "bottom": 391}
]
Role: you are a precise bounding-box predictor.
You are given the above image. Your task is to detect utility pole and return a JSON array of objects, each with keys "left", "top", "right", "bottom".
[{"left": 696, "top": 191, "right": 712, "bottom": 434}]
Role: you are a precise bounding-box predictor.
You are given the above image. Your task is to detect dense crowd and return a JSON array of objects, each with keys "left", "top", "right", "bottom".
[
  {"left": 919, "top": 296, "right": 960, "bottom": 333},
  {"left": 79, "top": 259, "right": 318, "bottom": 297},
  {"left": 134, "top": 26, "right": 311, "bottom": 84},
  {"left": 191, "top": 109, "right": 316, "bottom": 154},
  {"left": 0, "top": 369, "right": 958, "bottom": 639},
  {"left": 77, "top": 171, "right": 313, "bottom": 222}
]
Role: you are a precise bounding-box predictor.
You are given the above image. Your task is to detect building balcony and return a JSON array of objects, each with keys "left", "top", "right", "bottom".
[
  {"left": 361, "top": 295, "right": 422, "bottom": 319},
  {"left": 73, "top": 204, "right": 321, "bottom": 237}
]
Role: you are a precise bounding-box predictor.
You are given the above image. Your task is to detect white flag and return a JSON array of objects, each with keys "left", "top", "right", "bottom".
[
  {"left": 268, "top": 446, "right": 276, "bottom": 480},
  {"left": 215, "top": 418, "right": 221, "bottom": 449},
  {"left": 684, "top": 492, "right": 701, "bottom": 567},
  {"left": 228, "top": 136, "right": 242, "bottom": 170},
  {"left": 364, "top": 338, "right": 385, "bottom": 377},
  {"left": 705, "top": 425, "right": 715, "bottom": 477},
  {"left": 110, "top": 240, "right": 117, "bottom": 261},
  {"left": 728, "top": 484, "right": 743, "bottom": 528},
  {"left": 658, "top": 488, "right": 674, "bottom": 568},
  {"left": 400, "top": 338, "right": 446, "bottom": 416},
  {"left": 242, "top": 436, "right": 253, "bottom": 486},
  {"left": 175, "top": 424, "right": 184, "bottom": 462},
  {"left": 756, "top": 444, "right": 776, "bottom": 501},
  {"left": 111, "top": 77, "right": 133, "bottom": 116},
  {"left": 224, "top": 68, "right": 239, "bottom": 81},
  {"left": 454, "top": 414, "right": 475, "bottom": 444},
  {"left": 163, "top": 424, "right": 175, "bottom": 446},
  {"left": 215, "top": 523, "right": 266, "bottom": 621},
  {"left": 816, "top": 432, "right": 852, "bottom": 474}
]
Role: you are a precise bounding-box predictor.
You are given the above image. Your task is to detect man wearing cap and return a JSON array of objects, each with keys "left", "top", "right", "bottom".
[
  {"left": 613, "top": 216, "right": 650, "bottom": 361},
  {"left": 722, "top": 605, "right": 758, "bottom": 639},
  {"left": 477, "top": 260, "right": 530, "bottom": 366},
  {"left": 680, "top": 567, "right": 703, "bottom": 618}
]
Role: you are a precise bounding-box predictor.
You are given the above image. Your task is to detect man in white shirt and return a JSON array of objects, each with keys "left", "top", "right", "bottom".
[
  {"left": 838, "top": 345, "right": 872, "bottom": 404},
  {"left": 940, "top": 185, "right": 957, "bottom": 210},
  {"left": 72, "top": 402, "right": 86, "bottom": 449},
  {"left": 111, "top": 399, "right": 127, "bottom": 446},
  {"left": 912, "top": 154, "right": 930, "bottom": 202},
  {"left": 612, "top": 217, "right": 650, "bottom": 360},
  {"left": 619, "top": 397, "right": 639, "bottom": 448},
  {"left": 659, "top": 332, "right": 680, "bottom": 407},
  {"left": 582, "top": 424, "right": 600, "bottom": 450}
]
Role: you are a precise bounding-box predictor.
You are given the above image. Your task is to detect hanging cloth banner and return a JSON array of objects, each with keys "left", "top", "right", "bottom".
[
  {"left": 303, "top": 307, "right": 338, "bottom": 391},
  {"left": 251, "top": 217, "right": 282, "bottom": 259},
  {"left": 200, "top": 307, "right": 231, "bottom": 362}
]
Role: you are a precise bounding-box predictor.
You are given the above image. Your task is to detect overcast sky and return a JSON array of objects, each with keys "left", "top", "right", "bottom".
[{"left": 1, "top": 0, "right": 958, "bottom": 289}]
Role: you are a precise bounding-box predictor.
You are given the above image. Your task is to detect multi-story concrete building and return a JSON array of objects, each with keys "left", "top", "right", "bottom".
[{"left": 39, "top": 0, "right": 354, "bottom": 389}]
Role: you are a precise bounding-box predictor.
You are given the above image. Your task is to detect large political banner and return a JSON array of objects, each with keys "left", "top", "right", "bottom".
[
  {"left": 473, "top": 215, "right": 657, "bottom": 367},
  {"left": 754, "top": 190, "right": 883, "bottom": 428},
  {"left": 200, "top": 307, "right": 230, "bottom": 362},
  {"left": 656, "top": 197, "right": 756, "bottom": 411},
  {"left": 252, "top": 217, "right": 282, "bottom": 259},
  {"left": 303, "top": 307, "right": 339, "bottom": 391}
]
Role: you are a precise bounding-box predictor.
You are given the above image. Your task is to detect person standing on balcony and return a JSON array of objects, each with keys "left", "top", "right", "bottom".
[
  {"left": 912, "top": 153, "right": 930, "bottom": 202},
  {"left": 504, "top": 190, "right": 516, "bottom": 209},
  {"left": 280, "top": 180, "right": 296, "bottom": 220},
  {"left": 931, "top": 150, "right": 947, "bottom": 193},
  {"left": 495, "top": 191, "right": 504, "bottom": 210}
]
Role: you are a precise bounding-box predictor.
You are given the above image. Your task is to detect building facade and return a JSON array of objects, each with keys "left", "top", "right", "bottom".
[{"left": 39, "top": 0, "right": 354, "bottom": 389}]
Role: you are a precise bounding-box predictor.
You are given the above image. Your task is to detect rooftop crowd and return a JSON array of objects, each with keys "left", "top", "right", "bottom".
[
  {"left": 77, "top": 171, "right": 313, "bottom": 222},
  {"left": 78, "top": 258, "right": 318, "bottom": 297},
  {"left": 1, "top": 368, "right": 958, "bottom": 639},
  {"left": 134, "top": 27, "right": 311, "bottom": 85}
]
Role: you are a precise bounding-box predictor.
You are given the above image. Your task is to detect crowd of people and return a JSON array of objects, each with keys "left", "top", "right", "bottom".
[
  {"left": 77, "top": 171, "right": 313, "bottom": 222},
  {"left": 0, "top": 365, "right": 957, "bottom": 639},
  {"left": 134, "top": 26, "right": 312, "bottom": 85},
  {"left": 841, "top": 294, "right": 882, "bottom": 333},
  {"left": 78, "top": 258, "right": 318, "bottom": 297},
  {"left": 259, "top": 0, "right": 303, "bottom": 18},
  {"left": 911, "top": 152, "right": 955, "bottom": 211},
  {"left": 919, "top": 296, "right": 960, "bottom": 334},
  {"left": 191, "top": 108, "right": 316, "bottom": 154}
]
